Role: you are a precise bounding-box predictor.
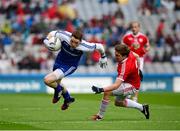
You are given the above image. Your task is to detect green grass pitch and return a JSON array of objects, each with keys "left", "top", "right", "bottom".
[{"left": 0, "top": 92, "right": 180, "bottom": 130}]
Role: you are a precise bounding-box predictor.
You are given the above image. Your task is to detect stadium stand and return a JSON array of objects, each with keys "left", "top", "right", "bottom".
[{"left": 0, "top": 0, "right": 179, "bottom": 74}]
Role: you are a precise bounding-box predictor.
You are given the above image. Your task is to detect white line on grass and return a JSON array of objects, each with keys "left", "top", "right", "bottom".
[{"left": 0, "top": 120, "right": 180, "bottom": 125}]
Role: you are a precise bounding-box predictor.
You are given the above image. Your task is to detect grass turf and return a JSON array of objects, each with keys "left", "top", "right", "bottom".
[{"left": 0, "top": 93, "right": 180, "bottom": 130}]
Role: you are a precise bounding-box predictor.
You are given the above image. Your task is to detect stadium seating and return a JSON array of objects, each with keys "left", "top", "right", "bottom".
[{"left": 0, "top": 0, "right": 179, "bottom": 75}]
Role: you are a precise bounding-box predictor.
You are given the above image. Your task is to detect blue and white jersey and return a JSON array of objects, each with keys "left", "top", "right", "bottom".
[{"left": 53, "top": 30, "right": 96, "bottom": 67}]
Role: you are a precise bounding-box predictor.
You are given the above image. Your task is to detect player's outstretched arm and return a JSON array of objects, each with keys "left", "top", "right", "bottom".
[
  {"left": 103, "top": 78, "right": 122, "bottom": 92},
  {"left": 92, "top": 78, "right": 122, "bottom": 94},
  {"left": 78, "top": 40, "right": 107, "bottom": 68}
]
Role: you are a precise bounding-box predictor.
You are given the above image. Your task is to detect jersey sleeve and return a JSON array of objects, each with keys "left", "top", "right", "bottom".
[
  {"left": 46, "top": 30, "right": 71, "bottom": 42},
  {"left": 122, "top": 35, "right": 130, "bottom": 47},
  {"left": 122, "top": 32, "right": 131, "bottom": 44},
  {"left": 145, "top": 35, "right": 150, "bottom": 46},
  {"left": 77, "top": 40, "right": 96, "bottom": 52},
  {"left": 121, "top": 35, "right": 126, "bottom": 44}
]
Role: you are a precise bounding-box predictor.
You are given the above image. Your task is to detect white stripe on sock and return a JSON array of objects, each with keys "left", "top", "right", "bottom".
[{"left": 98, "top": 99, "right": 109, "bottom": 118}]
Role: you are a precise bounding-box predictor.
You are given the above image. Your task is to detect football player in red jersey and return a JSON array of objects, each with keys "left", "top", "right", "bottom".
[
  {"left": 91, "top": 44, "right": 149, "bottom": 121},
  {"left": 122, "top": 21, "right": 150, "bottom": 102}
]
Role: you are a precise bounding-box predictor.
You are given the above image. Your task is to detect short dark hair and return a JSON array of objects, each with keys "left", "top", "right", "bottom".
[
  {"left": 115, "top": 44, "right": 130, "bottom": 57},
  {"left": 71, "top": 30, "right": 83, "bottom": 41}
]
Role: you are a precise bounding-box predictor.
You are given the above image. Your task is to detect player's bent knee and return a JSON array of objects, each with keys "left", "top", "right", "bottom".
[
  {"left": 43, "top": 78, "right": 48, "bottom": 85},
  {"left": 114, "top": 100, "right": 125, "bottom": 107},
  {"left": 114, "top": 101, "right": 119, "bottom": 106},
  {"left": 44, "top": 76, "right": 51, "bottom": 85}
]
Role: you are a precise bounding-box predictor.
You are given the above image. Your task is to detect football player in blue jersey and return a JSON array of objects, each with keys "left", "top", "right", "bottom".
[{"left": 43, "top": 29, "right": 107, "bottom": 110}]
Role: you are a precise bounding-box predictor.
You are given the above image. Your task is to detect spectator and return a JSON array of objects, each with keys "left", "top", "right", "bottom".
[
  {"left": 162, "top": 49, "right": 171, "bottom": 62},
  {"left": 172, "top": 19, "right": 180, "bottom": 33},
  {"left": 165, "top": 34, "right": 175, "bottom": 48},
  {"left": 174, "top": 0, "right": 180, "bottom": 11},
  {"left": 156, "top": 19, "right": 165, "bottom": 47},
  {"left": 152, "top": 51, "right": 161, "bottom": 62},
  {"left": 161, "top": 0, "right": 175, "bottom": 12},
  {"left": 17, "top": 53, "right": 40, "bottom": 70},
  {"left": 1, "top": 33, "right": 12, "bottom": 46}
]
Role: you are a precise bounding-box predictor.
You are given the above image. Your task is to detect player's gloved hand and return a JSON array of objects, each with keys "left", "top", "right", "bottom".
[
  {"left": 43, "top": 38, "right": 54, "bottom": 49},
  {"left": 92, "top": 85, "right": 104, "bottom": 94},
  {"left": 139, "top": 69, "right": 143, "bottom": 81},
  {"left": 99, "top": 55, "right": 107, "bottom": 68},
  {"left": 43, "top": 38, "right": 55, "bottom": 51}
]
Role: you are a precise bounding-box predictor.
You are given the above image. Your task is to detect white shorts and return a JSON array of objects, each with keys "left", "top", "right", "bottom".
[{"left": 112, "top": 83, "right": 138, "bottom": 101}]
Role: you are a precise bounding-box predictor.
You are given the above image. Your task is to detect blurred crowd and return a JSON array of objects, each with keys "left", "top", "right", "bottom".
[
  {"left": 138, "top": 0, "right": 180, "bottom": 63},
  {"left": 138, "top": 0, "right": 180, "bottom": 15},
  {"left": 0, "top": 0, "right": 179, "bottom": 73}
]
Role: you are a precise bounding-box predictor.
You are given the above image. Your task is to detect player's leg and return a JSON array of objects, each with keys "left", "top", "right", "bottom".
[
  {"left": 59, "top": 83, "right": 75, "bottom": 110},
  {"left": 92, "top": 91, "right": 112, "bottom": 120},
  {"left": 60, "top": 84, "right": 71, "bottom": 100},
  {"left": 113, "top": 83, "right": 149, "bottom": 119},
  {"left": 114, "top": 96, "right": 143, "bottom": 111},
  {"left": 113, "top": 85, "right": 141, "bottom": 109},
  {"left": 132, "top": 57, "right": 144, "bottom": 102},
  {"left": 132, "top": 91, "right": 138, "bottom": 102},
  {"left": 44, "top": 71, "right": 61, "bottom": 88},
  {"left": 44, "top": 69, "right": 64, "bottom": 103},
  {"left": 57, "top": 66, "right": 77, "bottom": 110},
  {"left": 114, "top": 98, "right": 149, "bottom": 119}
]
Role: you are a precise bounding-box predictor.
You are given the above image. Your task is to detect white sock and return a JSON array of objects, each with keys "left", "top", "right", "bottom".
[
  {"left": 125, "top": 99, "right": 143, "bottom": 111},
  {"left": 98, "top": 99, "right": 109, "bottom": 118}
]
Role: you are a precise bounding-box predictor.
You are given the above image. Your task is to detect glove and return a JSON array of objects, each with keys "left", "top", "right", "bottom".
[
  {"left": 139, "top": 69, "right": 143, "bottom": 81},
  {"left": 99, "top": 56, "right": 107, "bottom": 68},
  {"left": 92, "top": 85, "right": 104, "bottom": 94}
]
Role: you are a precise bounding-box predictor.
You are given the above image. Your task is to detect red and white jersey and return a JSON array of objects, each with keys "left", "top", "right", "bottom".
[
  {"left": 122, "top": 32, "right": 149, "bottom": 57},
  {"left": 117, "top": 52, "right": 141, "bottom": 89}
]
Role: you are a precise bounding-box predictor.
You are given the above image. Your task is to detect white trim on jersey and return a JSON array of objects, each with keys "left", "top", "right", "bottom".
[
  {"left": 77, "top": 40, "right": 96, "bottom": 52},
  {"left": 118, "top": 61, "right": 126, "bottom": 81},
  {"left": 51, "top": 30, "right": 97, "bottom": 52},
  {"left": 55, "top": 30, "right": 71, "bottom": 45},
  {"left": 47, "top": 30, "right": 104, "bottom": 53}
]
